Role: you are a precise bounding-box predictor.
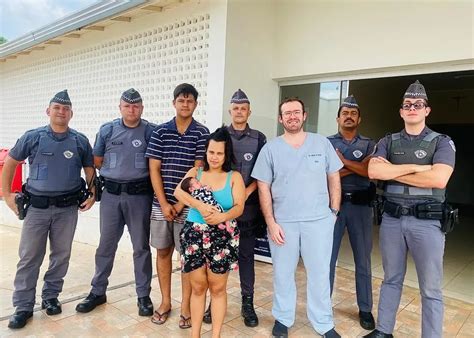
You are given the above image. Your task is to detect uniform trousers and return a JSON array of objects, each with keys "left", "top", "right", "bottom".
[
  {"left": 237, "top": 220, "right": 256, "bottom": 296},
  {"left": 377, "top": 213, "right": 445, "bottom": 338},
  {"left": 268, "top": 216, "right": 335, "bottom": 335},
  {"left": 329, "top": 202, "right": 373, "bottom": 311},
  {"left": 91, "top": 190, "right": 152, "bottom": 297},
  {"left": 13, "top": 205, "right": 78, "bottom": 311}
]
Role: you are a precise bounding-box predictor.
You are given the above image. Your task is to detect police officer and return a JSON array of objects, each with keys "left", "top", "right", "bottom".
[
  {"left": 228, "top": 89, "right": 266, "bottom": 327},
  {"left": 202, "top": 89, "right": 266, "bottom": 326},
  {"left": 2, "top": 90, "right": 95, "bottom": 329},
  {"left": 328, "top": 95, "right": 376, "bottom": 330},
  {"left": 76, "top": 89, "right": 156, "bottom": 316},
  {"left": 365, "top": 81, "right": 456, "bottom": 338}
]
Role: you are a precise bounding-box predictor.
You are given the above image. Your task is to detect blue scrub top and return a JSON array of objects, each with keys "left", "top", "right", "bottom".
[{"left": 251, "top": 133, "right": 343, "bottom": 223}]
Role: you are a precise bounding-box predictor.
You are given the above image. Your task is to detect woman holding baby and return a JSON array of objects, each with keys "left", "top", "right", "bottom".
[{"left": 174, "top": 126, "right": 245, "bottom": 338}]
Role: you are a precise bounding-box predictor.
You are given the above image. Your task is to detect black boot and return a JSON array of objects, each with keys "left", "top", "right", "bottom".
[
  {"left": 359, "top": 311, "right": 375, "bottom": 330},
  {"left": 241, "top": 294, "right": 259, "bottom": 327},
  {"left": 8, "top": 311, "right": 33, "bottom": 329},
  {"left": 363, "top": 329, "right": 393, "bottom": 338},
  {"left": 75, "top": 292, "right": 106, "bottom": 313}
]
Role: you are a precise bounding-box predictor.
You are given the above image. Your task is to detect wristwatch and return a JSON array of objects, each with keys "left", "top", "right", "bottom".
[{"left": 330, "top": 208, "right": 340, "bottom": 217}]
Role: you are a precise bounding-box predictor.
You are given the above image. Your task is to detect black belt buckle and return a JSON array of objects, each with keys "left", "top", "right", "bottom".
[
  {"left": 342, "top": 192, "right": 353, "bottom": 203},
  {"left": 55, "top": 195, "right": 76, "bottom": 208},
  {"left": 121, "top": 183, "right": 129, "bottom": 193},
  {"left": 400, "top": 206, "right": 412, "bottom": 216}
]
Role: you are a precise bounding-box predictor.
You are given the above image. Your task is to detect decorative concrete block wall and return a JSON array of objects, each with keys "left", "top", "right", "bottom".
[{"left": 0, "top": 13, "right": 210, "bottom": 147}]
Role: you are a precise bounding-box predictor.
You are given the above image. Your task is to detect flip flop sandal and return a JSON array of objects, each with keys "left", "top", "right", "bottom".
[
  {"left": 151, "top": 308, "right": 171, "bottom": 325},
  {"left": 179, "top": 314, "right": 192, "bottom": 329}
]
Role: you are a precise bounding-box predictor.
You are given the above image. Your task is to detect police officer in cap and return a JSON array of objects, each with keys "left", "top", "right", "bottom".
[
  {"left": 204, "top": 89, "right": 267, "bottom": 326},
  {"left": 365, "top": 81, "right": 456, "bottom": 338},
  {"left": 2, "top": 90, "right": 95, "bottom": 329},
  {"left": 76, "top": 88, "right": 157, "bottom": 316},
  {"left": 328, "top": 95, "right": 376, "bottom": 330}
]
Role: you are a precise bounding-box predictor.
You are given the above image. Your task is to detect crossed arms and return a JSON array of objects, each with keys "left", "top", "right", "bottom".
[{"left": 368, "top": 156, "right": 453, "bottom": 189}]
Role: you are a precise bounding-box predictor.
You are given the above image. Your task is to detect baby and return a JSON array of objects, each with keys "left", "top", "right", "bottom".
[{"left": 181, "top": 177, "right": 232, "bottom": 230}]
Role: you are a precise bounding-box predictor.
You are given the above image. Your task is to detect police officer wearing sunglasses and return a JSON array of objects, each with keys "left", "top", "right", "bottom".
[{"left": 365, "top": 80, "right": 456, "bottom": 338}]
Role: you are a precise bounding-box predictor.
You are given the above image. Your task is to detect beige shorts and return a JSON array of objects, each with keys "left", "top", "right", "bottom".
[{"left": 150, "top": 219, "right": 184, "bottom": 251}]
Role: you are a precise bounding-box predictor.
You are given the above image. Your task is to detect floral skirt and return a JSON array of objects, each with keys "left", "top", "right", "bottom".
[{"left": 180, "top": 220, "right": 240, "bottom": 274}]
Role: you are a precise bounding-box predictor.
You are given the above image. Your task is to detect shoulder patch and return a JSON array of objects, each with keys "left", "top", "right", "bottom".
[{"left": 449, "top": 140, "right": 456, "bottom": 152}]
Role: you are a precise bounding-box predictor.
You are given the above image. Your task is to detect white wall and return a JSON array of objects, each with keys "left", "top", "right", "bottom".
[
  {"left": 221, "top": 0, "right": 279, "bottom": 138},
  {"left": 0, "top": 0, "right": 229, "bottom": 249},
  {"left": 273, "top": 0, "right": 474, "bottom": 81},
  {"left": 0, "top": 0, "right": 228, "bottom": 148}
]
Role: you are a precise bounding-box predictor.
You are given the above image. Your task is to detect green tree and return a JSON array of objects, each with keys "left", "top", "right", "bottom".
[{"left": 0, "top": 36, "right": 7, "bottom": 44}]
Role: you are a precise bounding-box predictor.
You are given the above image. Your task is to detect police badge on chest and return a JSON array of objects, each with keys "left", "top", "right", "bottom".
[{"left": 414, "top": 149, "right": 427, "bottom": 159}]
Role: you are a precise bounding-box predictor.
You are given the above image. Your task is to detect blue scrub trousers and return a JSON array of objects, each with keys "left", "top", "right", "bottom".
[{"left": 269, "top": 215, "right": 336, "bottom": 335}]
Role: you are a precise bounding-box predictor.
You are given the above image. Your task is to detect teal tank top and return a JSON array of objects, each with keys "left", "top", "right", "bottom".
[{"left": 186, "top": 169, "right": 234, "bottom": 224}]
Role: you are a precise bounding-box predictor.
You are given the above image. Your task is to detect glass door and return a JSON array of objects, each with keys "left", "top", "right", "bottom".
[{"left": 279, "top": 80, "right": 348, "bottom": 136}]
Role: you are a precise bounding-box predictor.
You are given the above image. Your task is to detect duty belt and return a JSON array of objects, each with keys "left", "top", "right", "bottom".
[
  {"left": 103, "top": 178, "right": 152, "bottom": 195},
  {"left": 342, "top": 193, "right": 353, "bottom": 203},
  {"left": 341, "top": 188, "right": 374, "bottom": 205},
  {"left": 28, "top": 190, "right": 81, "bottom": 209},
  {"left": 383, "top": 200, "right": 443, "bottom": 220}
]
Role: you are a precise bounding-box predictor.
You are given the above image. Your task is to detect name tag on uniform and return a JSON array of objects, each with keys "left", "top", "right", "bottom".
[
  {"left": 393, "top": 151, "right": 405, "bottom": 155},
  {"left": 111, "top": 141, "right": 123, "bottom": 145},
  {"left": 41, "top": 152, "right": 54, "bottom": 156}
]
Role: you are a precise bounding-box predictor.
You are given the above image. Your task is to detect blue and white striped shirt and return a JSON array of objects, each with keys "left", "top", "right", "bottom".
[{"left": 145, "top": 117, "right": 209, "bottom": 221}]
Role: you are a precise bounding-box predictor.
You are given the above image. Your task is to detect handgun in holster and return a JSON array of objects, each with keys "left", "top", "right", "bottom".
[
  {"left": 15, "top": 185, "right": 31, "bottom": 220},
  {"left": 77, "top": 178, "right": 93, "bottom": 209},
  {"left": 94, "top": 175, "right": 105, "bottom": 202},
  {"left": 373, "top": 195, "right": 384, "bottom": 225},
  {"left": 440, "top": 203, "right": 459, "bottom": 234}
]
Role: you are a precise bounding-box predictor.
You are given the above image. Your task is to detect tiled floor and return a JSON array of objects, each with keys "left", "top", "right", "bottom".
[
  {"left": 0, "top": 221, "right": 473, "bottom": 337},
  {"left": 336, "top": 210, "right": 474, "bottom": 304}
]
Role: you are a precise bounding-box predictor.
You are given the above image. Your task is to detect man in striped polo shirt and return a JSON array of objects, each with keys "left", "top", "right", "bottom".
[{"left": 146, "top": 83, "right": 209, "bottom": 328}]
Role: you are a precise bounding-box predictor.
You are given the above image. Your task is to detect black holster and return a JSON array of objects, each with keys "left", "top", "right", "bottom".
[
  {"left": 94, "top": 176, "right": 105, "bottom": 201},
  {"left": 440, "top": 203, "right": 459, "bottom": 234},
  {"left": 373, "top": 195, "right": 384, "bottom": 225},
  {"left": 15, "top": 186, "right": 31, "bottom": 220},
  {"left": 78, "top": 178, "right": 92, "bottom": 208}
]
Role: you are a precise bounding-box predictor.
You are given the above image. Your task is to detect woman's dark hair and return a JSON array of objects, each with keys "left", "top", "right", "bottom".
[{"left": 203, "top": 126, "right": 234, "bottom": 172}]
